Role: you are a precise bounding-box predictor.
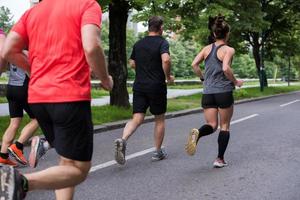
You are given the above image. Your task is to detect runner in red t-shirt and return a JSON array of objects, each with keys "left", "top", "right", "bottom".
[
  {"left": 0, "top": 0, "right": 113, "bottom": 199},
  {"left": 0, "top": 28, "right": 7, "bottom": 73}
]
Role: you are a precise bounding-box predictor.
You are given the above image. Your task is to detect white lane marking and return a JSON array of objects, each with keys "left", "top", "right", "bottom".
[
  {"left": 230, "top": 114, "right": 259, "bottom": 125},
  {"left": 280, "top": 99, "right": 300, "bottom": 107},
  {"left": 90, "top": 147, "right": 156, "bottom": 173},
  {"left": 90, "top": 114, "right": 259, "bottom": 173},
  {"left": 217, "top": 114, "right": 259, "bottom": 129}
]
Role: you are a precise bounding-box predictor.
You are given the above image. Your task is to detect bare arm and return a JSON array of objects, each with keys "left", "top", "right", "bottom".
[
  {"left": 222, "top": 48, "right": 243, "bottom": 87},
  {"left": 81, "top": 24, "right": 113, "bottom": 91},
  {"left": 0, "top": 33, "right": 8, "bottom": 73},
  {"left": 191, "top": 48, "right": 205, "bottom": 80},
  {"left": 1, "top": 32, "right": 30, "bottom": 73},
  {"left": 162, "top": 53, "right": 174, "bottom": 83}
]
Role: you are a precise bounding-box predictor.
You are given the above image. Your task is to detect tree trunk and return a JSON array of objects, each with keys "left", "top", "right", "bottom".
[
  {"left": 252, "top": 33, "right": 261, "bottom": 72},
  {"left": 251, "top": 32, "right": 268, "bottom": 87},
  {"left": 108, "top": 0, "right": 130, "bottom": 107}
]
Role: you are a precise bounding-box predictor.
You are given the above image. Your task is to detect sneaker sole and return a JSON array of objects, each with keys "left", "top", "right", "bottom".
[
  {"left": 151, "top": 154, "right": 167, "bottom": 162},
  {"left": 213, "top": 162, "right": 228, "bottom": 168},
  {"left": 114, "top": 139, "right": 126, "bottom": 165},
  {"left": 185, "top": 128, "right": 199, "bottom": 156},
  {"left": 28, "top": 137, "right": 40, "bottom": 168},
  {"left": 213, "top": 165, "right": 226, "bottom": 168},
  {"left": 0, "top": 166, "right": 15, "bottom": 200},
  {"left": 0, "top": 162, "right": 17, "bottom": 167},
  {"left": 7, "top": 148, "right": 27, "bottom": 166}
]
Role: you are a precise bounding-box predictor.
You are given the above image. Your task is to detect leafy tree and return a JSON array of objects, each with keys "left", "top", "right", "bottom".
[
  {"left": 0, "top": 6, "right": 14, "bottom": 33},
  {"left": 147, "top": 0, "right": 300, "bottom": 85},
  {"left": 169, "top": 38, "right": 200, "bottom": 78},
  {"left": 203, "top": 0, "right": 300, "bottom": 87},
  {"left": 232, "top": 54, "right": 257, "bottom": 78}
]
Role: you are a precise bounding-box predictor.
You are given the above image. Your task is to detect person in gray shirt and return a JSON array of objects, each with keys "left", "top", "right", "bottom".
[
  {"left": 0, "top": 30, "right": 49, "bottom": 168},
  {"left": 185, "top": 15, "right": 243, "bottom": 168}
]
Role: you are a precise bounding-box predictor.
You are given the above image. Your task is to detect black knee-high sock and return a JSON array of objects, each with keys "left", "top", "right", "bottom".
[
  {"left": 197, "top": 124, "right": 214, "bottom": 143},
  {"left": 218, "top": 131, "right": 230, "bottom": 160}
]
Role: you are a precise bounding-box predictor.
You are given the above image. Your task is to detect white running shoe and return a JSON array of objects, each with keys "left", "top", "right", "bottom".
[
  {"left": 28, "top": 136, "right": 49, "bottom": 168},
  {"left": 213, "top": 159, "right": 228, "bottom": 168}
]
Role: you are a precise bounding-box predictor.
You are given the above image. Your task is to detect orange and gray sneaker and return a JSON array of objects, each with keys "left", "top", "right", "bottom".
[
  {"left": 0, "top": 156, "right": 17, "bottom": 167},
  {"left": 8, "top": 144, "right": 28, "bottom": 166},
  {"left": 185, "top": 128, "right": 200, "bottom": 156}
]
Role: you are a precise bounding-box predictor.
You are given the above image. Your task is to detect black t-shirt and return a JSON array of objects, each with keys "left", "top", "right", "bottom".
[{"left": 130, "top": 36, "right": 170, "bottom": 93}]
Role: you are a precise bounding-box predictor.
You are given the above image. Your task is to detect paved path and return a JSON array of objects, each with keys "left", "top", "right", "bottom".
[{"left": 20, "top": 92, "right": 300, "bottom": 199}]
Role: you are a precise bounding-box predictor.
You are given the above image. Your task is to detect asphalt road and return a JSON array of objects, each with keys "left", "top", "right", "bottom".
[{"left": 20, "top": 92, "right": 300, "bottom": 200}]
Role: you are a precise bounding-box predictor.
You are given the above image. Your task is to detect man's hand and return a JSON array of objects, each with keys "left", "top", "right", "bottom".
[
  {"left": 167, "top": 75, "right": 175, "bottom": 84},
  {"left": 100, "top": 75, "right": 113, "bottom": 91}
]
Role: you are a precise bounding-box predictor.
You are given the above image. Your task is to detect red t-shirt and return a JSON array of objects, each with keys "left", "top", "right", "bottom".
[
  {"left": 0, "top": 29, "right": 4, "bottom": 35},
  {"left": 12, "top": 0, "right": 102, "bottom": 103}
]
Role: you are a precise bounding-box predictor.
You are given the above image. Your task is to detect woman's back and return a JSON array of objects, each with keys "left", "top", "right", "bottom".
[{"left": 202, "top": 43, "right": 234, "bottom": 94}]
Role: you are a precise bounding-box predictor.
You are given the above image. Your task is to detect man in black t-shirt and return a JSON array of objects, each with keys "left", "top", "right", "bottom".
[{"left": 114, "top": 16, "right": 174, "bottom": 165}]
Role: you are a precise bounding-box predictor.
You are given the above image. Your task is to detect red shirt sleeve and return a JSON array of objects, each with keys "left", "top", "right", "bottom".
[
  {"left": 0, "top": 28, "right": 4, "bottom": 35},
  {"left": 11, "top": 12, "right": 29, "bottom": 46},
  {"left": 81, "top": 1, "right": 102, "bottom": 28}
]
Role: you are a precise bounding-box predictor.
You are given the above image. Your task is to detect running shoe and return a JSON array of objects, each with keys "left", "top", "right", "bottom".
[
  {"left": 151, "top": 149, "right": 167, "bottom": 161},
  {"left": 8, "top": 144, "right": 27, "bottom": 165},
  {"left": 0, "top": 166, "right": 26, "bottom": 200},
  {"left": 28, "top": 136, "right": 48, "bottom": 168},
  {"left": 213, "top": 158, "right": 228, "bottom": 168},
  {"left": 114, "top": 138, "right": 126, "bottom": 165},
  {"left": 185, "top": 128, "right": 200, "bottom": 156},
  {"left": 0, "top": 157, "right": 17, "bottom": 167}
]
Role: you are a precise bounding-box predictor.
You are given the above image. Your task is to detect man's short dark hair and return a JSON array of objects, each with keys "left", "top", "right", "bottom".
[{"left": 148, "top": 16, "right": 163, "bottom": 32}]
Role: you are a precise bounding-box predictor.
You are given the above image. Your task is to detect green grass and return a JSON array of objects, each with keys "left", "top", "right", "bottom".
[
  {"left": 0, "top": 85, "right": 299, "bottom": 141},
  {"left": 168, "top": 84, "right": 203, "bottom": 89},
  {"left": 91, "top": 88, "right": 133, "bottom": 98},
  {"left": 92, "top": 105, "right": 132, "bottom": 124},
  {"left": 234, "top": 85, "right": 300, "bottom": 100},
  {"left": 0, "top": 115, "right": 44, "bottom": 140},
  {"left": 167, "top": 93, "right": 201, "bottom": 111},
  {"left": 0, "top": 77, "right": 8, "bottom": 82},
  {"left": 91, "top": 89, "right": 109, "bottom": 98},
  {"left": 0, "top": 88, "right": 131, "bottom": 103},
  {"left": 0, "top": 97, "right": 7, "bottom": 103}
]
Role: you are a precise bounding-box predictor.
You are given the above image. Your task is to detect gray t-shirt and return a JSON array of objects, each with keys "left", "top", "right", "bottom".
[
  {"left": 8, "top": 64, "right": 27, "bottom": 86},
  {"left": 203, "top": 43, "right": 235, "bottom": 94}
]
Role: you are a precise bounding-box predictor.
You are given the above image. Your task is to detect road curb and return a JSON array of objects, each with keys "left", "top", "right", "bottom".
[{"left": 93, "top": 91, "right": 300, "bottom": 134}]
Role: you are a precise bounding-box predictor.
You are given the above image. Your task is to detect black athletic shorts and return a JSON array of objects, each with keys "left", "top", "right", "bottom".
[
  {"left": 30, "top": 101, "right": 93, "bottom": 161},
  {"left": 202, "top": 91, "right": 234, "bottom": 109},
  {"left": 133, "top": 90, "right": 167, "bottom": 115},
  {"left": 6, "top": 84, "right": 35, "bottom": 119}
]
